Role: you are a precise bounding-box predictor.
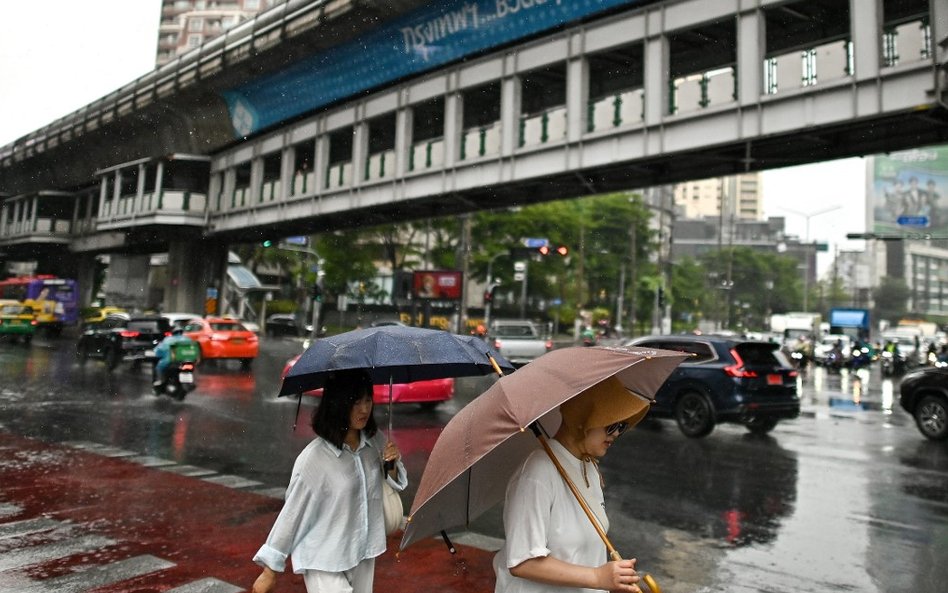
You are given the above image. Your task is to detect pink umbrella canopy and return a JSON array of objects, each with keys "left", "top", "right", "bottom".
[{"left": 400, "top": 345, "right": 690, "bottom": 551}]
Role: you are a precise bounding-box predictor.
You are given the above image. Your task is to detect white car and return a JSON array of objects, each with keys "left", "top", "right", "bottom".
[{"left": 161, "top": 312, "right": 204, "bottom": 331}]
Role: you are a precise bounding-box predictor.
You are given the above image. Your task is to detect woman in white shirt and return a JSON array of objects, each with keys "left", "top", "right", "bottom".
[
  {"left": 494, "top": 376, "right": 651, "bottom": 593},
  {"left": 252, "top": 370, "right": 407, "bottom": 593}
]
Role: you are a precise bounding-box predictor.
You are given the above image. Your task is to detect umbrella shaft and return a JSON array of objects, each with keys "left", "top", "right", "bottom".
[{"left": 531, "top": 428, "right": 619, "bottom": 558}]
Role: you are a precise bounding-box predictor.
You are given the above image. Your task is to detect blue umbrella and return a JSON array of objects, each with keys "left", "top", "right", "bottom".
[{"left": 279, "top": 325, "right": 515, "bottom": 397}]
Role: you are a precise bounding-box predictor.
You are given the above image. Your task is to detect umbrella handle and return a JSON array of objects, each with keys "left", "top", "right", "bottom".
[
  {"left": 531, "top": 425, "right": 663, "bottom": 593},
  {"left": 487, "top": 353, "right": 505, "bottom": 376}
]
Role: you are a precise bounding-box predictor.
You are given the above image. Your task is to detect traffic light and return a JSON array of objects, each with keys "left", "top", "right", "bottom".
[
  {"left": 657, "top": 287, "right": 666, "bottom": 308},
  {"left": 537, "top": 245, "right": 568, "bottom": 256},
  {"left": 262, "top": 240, "right": 274, "bottom": 248},
  {"left": 484, "top": 283, "right": 499, "bottom": 305},
  {"left": 311, "top": 283, "right": 323, "bottom": 302}
]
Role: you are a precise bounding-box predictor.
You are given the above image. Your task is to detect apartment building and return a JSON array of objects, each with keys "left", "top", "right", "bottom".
[{"left": 156, "top": 0, "right": 278, "bottom": 65}]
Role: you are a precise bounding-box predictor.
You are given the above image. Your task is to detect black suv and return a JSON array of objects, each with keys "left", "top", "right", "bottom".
[
  {"left": 899, "top": 366, "right": 948, "bottom": 440},
  {"left": 77, "top": 314, "right": 171, "bottom": 370},
  {"left": 628, "top": 335, "right": 800, "bottom": 437}
]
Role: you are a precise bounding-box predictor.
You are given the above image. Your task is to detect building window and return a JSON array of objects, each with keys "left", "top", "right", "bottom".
[
  {"left": 188, "top": 18, "right": 204, "bottom": 32},
  {"left": 195, "top": 0, "right": 206, "bottom": 8},
  {"left": 244, "top": 0, "right": 260, "bottom": 9},
  {"left": 187, "top": 34, "right": 203, "bottom": 48}
]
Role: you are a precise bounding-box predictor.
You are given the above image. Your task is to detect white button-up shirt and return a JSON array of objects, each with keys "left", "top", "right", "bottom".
[
  {"left": 494, "top": 439, "right": 609, "bottom": 593},
  {"left": 253, "top": 431, "right": 407, "bottom": 574}
]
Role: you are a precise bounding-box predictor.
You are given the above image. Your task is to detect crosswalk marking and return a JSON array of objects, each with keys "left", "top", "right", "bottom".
[
  {"left": 29, "top": 554, "right": 174, "bottom": 593},
  {"left": 0, "top": 503, "right": 21, "bottom": 519},
  {"left": 166, "top": 577, "right": 245, "bottom": 593},
  {"left": 0, "top": 516, "right": 61, "bottom": 540},
  {"left": 159, "top": 464, "right": 218, "bottom": 477},
  {"left": 0, "top": 533, "right": 114, "bottom": 571},
  {"left": 202, "top": 474, "right": 264, "bottom": 489}
]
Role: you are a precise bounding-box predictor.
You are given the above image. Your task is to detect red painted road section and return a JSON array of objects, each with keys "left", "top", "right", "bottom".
[{"left": 0, "top": 433, "right": 496, "bottom": 592}]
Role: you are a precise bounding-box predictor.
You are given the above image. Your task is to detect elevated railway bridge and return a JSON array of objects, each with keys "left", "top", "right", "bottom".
[{"left": 0, "top": 0, "right": 946, "bottom": 313}]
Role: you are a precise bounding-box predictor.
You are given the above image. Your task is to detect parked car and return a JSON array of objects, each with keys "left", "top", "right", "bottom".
[
  {"left": 626, "top": 335, "right": 800, "bottom": 438},
  {"left": 281, "top": 354, "right": 454, "bottom": 410},
  {"left": 265, "top": 313, "right": 302, "bottom": 337},
  {"left": 899, "top": 366, "right": 948, "bottom": 440},
  {"left": 0, "top": 303, "right": 37, "bottom": 344},
  {"left": 182, "top": 317, "right": 259, "bottom": 368},
  {"left": 77, "top": 314, "right": 172, "bottom": 370}
]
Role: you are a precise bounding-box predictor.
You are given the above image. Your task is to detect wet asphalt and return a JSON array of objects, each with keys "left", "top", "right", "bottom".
[{"left": 0, "top": 335, "right": 945, "bottom": 593}]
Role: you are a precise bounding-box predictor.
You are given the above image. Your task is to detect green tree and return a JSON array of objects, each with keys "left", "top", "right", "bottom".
[{"left": 873, "top": 276, "right": 910, "bottom": 323}]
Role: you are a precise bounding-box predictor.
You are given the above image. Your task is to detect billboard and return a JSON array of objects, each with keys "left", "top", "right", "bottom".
[
  {"left": 222, "top": 0, "right": 649, "bottom": 137},
  {"left": 413, "top": 270, "right": 462, "bottom": 300},
  {"left": 870, "top": 145, "right": 948, "bottom": 236}
]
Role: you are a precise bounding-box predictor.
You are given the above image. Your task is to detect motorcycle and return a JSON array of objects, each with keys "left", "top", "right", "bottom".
[
  {"left": 152, "top": 361, "right": 197, "bottom": 400},
  {"left": 880, "top": 350, "right": 907, "bottom": 377}
]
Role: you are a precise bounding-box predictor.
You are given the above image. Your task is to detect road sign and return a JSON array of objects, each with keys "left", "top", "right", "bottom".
[
  {"left": 513, "top": 272, "right": 525, "bottom": 281},
  {"left": 897, "top": 216, "right": 929, "bottom": 227},
  {"left": 285, "top": 235, "right": 309, "bottom": 245},
  {"left": 513, "top": 262, "right": 526, "bottom": 272},
  {"left": 522, "top": 237, "right": 549, "bottom": 248}
]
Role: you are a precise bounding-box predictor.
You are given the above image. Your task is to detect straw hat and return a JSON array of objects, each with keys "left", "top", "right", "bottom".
[{"left": 559, "top": 375, "right": 651, "bottom": 435}]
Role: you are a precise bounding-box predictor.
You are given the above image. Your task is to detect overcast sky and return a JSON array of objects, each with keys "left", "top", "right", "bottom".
[{"left": 0, "top": 1, "right": 864, "bottom": 275}]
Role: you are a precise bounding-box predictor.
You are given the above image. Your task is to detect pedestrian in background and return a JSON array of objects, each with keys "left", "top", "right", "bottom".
[
  {"left": 493, "top": 377, "right": 650, "bottom": 593},
  {"left": 252, "top": 370, "right": 406, "bottom": 593}
]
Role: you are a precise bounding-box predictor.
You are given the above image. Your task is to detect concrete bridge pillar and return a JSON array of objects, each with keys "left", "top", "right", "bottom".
[
  {"left": 75, "top": 253, "right": 99, "bottom": 307},
  {"left": 164, "top": 239, "right": 228, "bottom": 315},
  {"left": 104, "top": 254, "right": 151, "bottom": 311}
]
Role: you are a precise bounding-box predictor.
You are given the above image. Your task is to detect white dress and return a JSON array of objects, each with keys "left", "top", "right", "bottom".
[{"left": 494, "top": 439, "right": 610, "bottom": 593}]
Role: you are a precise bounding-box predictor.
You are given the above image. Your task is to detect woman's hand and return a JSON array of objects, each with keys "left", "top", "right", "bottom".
[
  {"left": 252, "top": 567, "right": 277, "bottom": 593},
  {"left": 383, "top": 441, "right": 401, "bottom": 474},
  {"left": 595, "top": 558, "right": 640, "bottom": 593}
]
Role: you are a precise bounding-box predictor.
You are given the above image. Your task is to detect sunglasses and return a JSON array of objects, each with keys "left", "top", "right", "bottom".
[{"left": 605, "top": 421, "right": 629, "bottom": 436}]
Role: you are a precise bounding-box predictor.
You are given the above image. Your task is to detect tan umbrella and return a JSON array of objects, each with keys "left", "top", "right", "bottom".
[{"left": 399, "top": 345, "right": 690, "bottom": 593}]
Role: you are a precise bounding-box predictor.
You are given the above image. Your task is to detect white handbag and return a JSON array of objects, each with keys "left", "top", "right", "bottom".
[{"left": 382, "top": 480, "right": 404, "bottom": 535}]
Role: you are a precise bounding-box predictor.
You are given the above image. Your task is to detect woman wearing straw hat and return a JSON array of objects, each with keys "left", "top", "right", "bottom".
[
  {"left": 251, "top": 370, "right": 406, "bottom": 593},
  {"left": 493, "top": 377, "right": 650, "bottom": 593}
]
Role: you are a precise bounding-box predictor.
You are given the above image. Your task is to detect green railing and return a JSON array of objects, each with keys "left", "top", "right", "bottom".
[
  {"left": 459, "top": 122, "right": 501, "bottom": 161},
  {"left": 587, "top": 89, "right": 644, "bottom": 133},
  {"left": 519, "top": 106, "right": 566, "bottom": 148}
]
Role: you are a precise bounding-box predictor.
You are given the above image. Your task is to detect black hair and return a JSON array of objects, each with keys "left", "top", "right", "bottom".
[{"left": 311, "top": 369, "right": 378, "bottom": 449}]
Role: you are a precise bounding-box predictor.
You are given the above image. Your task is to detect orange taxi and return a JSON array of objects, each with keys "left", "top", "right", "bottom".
[{"left": 182, "top": 317, "right": 259, "bottom": 369}]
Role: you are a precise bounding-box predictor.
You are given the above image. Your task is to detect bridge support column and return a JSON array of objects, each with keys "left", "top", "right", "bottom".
[
  {"left": 75, "top": 253, "right": 99, "bottom": 307},
  {"left": 164, "top": 239, "right": 228, "bottom": 315},
  {"left": 104, "top": 254, "right": 151, "bottom": 311}
]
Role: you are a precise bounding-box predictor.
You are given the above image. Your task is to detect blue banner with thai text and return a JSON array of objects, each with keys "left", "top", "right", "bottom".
[{"left": 222, "top": 0, "right": 644, "bottom": 137}]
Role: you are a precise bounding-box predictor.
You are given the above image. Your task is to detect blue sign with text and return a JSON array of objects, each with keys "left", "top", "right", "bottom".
[
  {"left": 897, "top": 215, "right": 930, "bottom": 227},
  {"left": 223, "top": 0, "right": 645, "bottom": 137}
]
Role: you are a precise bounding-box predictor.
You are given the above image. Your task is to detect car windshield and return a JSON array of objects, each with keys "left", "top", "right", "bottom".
[
  {"left": 128, "top": 321, "right": 163, "bottom": 333},
  {"left": 494, "top": 324, "right": 535, "bottom": 337},
  {"left": 211, "top": 322, "right": 246, "bottom": 332},
  {"left": 734, "top": 342, "right": 784, "bottom": 367},
  {"left": 0, "top": 305, "right": 29, "bottom": 315}
]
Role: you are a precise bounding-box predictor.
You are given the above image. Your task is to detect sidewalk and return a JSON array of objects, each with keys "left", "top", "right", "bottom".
[{"left": 0, "top": 432, "right": 496, "bottom": 593}]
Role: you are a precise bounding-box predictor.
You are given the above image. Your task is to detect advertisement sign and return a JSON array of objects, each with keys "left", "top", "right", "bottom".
[
  {"left": 869, "top": 145, "right": 948, "bottom": 236},
  {"left": 413, "top": 270, "right": 462, "bottom": 300},
  {"left": 223, "top": 0, "right": 647, "bottom": 137}
]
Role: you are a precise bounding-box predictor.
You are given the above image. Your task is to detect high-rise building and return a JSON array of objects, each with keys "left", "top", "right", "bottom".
[
  {"left": 673, "top": 172, "right": 763, "bottom": 221},
  {"left": 156, "top": 0, "right": 278, "bottom": 66}
]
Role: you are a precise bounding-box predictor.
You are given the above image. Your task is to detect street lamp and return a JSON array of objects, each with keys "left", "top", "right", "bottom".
[
  {"left": 271, "top": 242, "right": 324, "bottom": 341},
  {"left": 484, "top": 251, "right": 506, "bottom": 330},
  {"left": 777, "top": 204, "right": 842, "bottom": 311}
]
